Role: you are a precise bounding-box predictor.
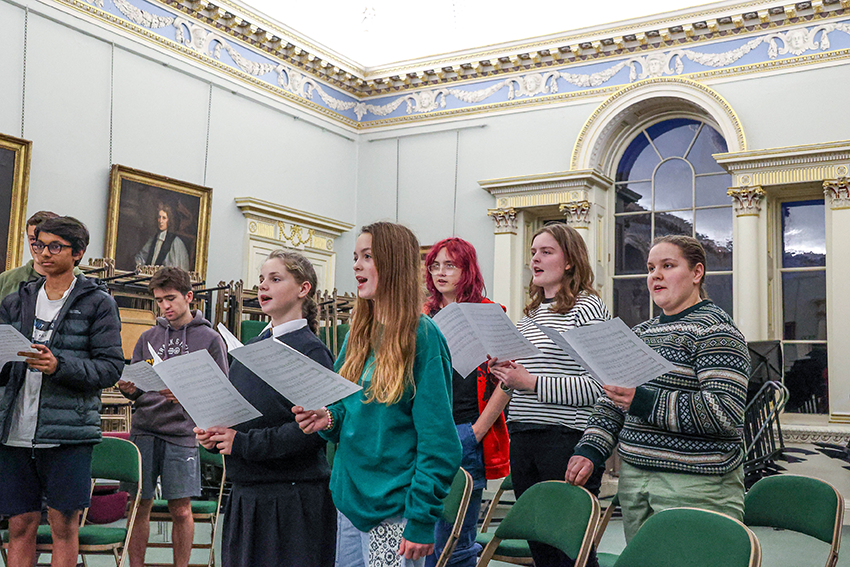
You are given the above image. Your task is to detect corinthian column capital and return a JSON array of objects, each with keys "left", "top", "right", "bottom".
[
  {"left": 487, "top": 207, "right": 518, "bottom": 235},
  {"left": 727, "top": 186, "right": 765, "bottom": 216}
]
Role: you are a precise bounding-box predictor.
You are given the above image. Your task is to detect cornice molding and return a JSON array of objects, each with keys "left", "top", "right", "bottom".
[
  {"left": 234, "top": 197, "right": 354, "bottom": 235},
  {"left": 716, "top": 139, "right": 850, "bottom": 186},
  {"left": 32, "top": 0, "right": 850, "bottom": 129}
]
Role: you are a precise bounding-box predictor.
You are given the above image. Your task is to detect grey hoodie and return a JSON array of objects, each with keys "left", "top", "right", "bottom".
[{"left": 125, "top": 310, "right": 228, "bottom": 447}]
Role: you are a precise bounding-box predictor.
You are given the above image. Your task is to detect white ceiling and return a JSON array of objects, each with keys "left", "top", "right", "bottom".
[{"left": 236, "top": 0, "right": 724, "bottom": 69}]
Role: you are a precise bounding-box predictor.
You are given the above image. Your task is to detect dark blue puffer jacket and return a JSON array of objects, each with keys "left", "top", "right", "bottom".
[{"left": 0, "top": 274, "right": 123, "bottom": 445}]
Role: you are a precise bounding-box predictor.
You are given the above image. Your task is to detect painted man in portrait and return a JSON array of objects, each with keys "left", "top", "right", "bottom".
[{"left": 134, "top": 203, "right": 190, "bottom": 270}]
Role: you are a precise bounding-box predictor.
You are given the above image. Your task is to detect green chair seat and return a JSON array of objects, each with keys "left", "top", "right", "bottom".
[
  {"left": 475, "top": 532, "right": 532, "bottom": 557},
  {"left": 597, "top": 551, "right": 619, "bottom": 567},
  {"left": 3, "top": 525, "right": 126, "bottom": 546},
  {"left": 151, "top": 499, "right": 218, "bottom": 515}
]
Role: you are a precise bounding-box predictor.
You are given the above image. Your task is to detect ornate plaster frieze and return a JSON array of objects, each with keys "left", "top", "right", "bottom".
[
  {"left": 824, "top": 177, "right": 850, "bottom": 209},
  {"left": 236, "top": 197, "right": 354, "bottom": 250},
  {"left": 727, "top": 186, "right": 766, "bottom": 215},
  {"left": 782, "top": 422, "right": 850, "bottom": 444},
  {"left": 42, "top": 0, "right": 850, "bottom": 129},
  {"left": 488, "top": 208, "right": 519, "bottom": 235},
  {"left": 560, "top": 200, "right": 592, "bottom": 229},
  {"left": 716, "top": 139, "right": 850, "bottom": 187}
]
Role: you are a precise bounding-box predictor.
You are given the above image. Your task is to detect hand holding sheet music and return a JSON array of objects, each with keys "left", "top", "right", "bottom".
[
  {"left": 0, "top": 324, "right": 39, "bottom": 367},
  {"left": 120, "top": 361, "right": 168, "bottom": 392},
  {"left": 131, "top": 349, "right": 261, "bottom": 429},
  {"left": 229, "top": 338, "right": 362, "bottom": 409},
  {"left": 432, "top": 303, "right": 539, "bottom": 377},
  {"left": 533, "top": 318, "right": 675, "bottom": 388}
]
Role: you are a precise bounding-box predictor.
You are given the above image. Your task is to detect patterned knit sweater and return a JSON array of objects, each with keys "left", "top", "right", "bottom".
[{"left": 574, "top": 300, "right": 750, "bottom": 475}]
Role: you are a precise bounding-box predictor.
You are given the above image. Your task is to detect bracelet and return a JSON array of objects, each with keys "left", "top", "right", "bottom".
[{"left": 323, "top": 407, "right": 334, "bottom": 431}]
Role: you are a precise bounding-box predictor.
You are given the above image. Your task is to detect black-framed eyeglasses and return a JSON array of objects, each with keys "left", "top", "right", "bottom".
[{"left": 31, "top": 241, "right": 73, "bottom": 254}]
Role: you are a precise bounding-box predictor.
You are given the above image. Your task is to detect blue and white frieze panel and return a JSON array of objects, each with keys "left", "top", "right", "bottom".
[{"left": 73, "top": 0, "right": 850, "bottom": 124}]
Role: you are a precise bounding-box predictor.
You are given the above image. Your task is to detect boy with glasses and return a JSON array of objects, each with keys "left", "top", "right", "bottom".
[
  {"left": 0, "top": 211, "right": 82, "bottom": 302},
  {"left": 0, "top": 216, "right": 124, "bottom": 567}
]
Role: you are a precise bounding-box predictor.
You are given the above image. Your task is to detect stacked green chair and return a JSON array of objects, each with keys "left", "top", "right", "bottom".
[
  {"left": 612, "top": 507, "right": 761, "bottom": 567},
  {"left": 477, "top": 481, "right": 600, "bottom": 567},
  {"left": 1, "top": 436, "right": 143, "bottom": 567},
  {"left": 475, "top": 474, "right": 533, "bottom": 565},
  {"left": 148, "top": 445, "right": 226, "bottom": 567},
  {"left": 744, "top": 474, "right": 843, "bottom": 567},
  {"left": 434, "top": 468, "right": 473, "bottom": 567}
]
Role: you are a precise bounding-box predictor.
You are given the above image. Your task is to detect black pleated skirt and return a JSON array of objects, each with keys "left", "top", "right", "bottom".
[{"left": 222, "top": 480, "right": 336, "bottom": 567}]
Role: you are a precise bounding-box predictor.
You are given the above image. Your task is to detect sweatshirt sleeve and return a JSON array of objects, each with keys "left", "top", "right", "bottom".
[
  {"left": 208, "top": 334, "right": 229, "bottom": 375},
  {"left": 319, "top": 338, "right": 349, "bottom": 444},
  {"left": 402, "top": 326, "right": 463, "bottom": 544},
  {"left": 49, "top": 293, "right": 124, "bottom": 392},
  {"left": 574, "top": 396, "right": 625, "bottom": 469},
  {"left": 630, "top": 322, "right": 750, "bottom": 436}
]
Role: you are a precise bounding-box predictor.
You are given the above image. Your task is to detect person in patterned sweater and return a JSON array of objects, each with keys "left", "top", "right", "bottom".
[{"left": 566, "top": 235, "right": 751, "bottom": 542}]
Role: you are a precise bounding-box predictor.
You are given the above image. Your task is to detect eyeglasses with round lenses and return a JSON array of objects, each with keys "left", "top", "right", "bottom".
[
  {"left": 428, "top": 262, "right": 458, "bottom": 275},
  {"left": 31, "top": 241, "right": 73, "bottom": 254}
]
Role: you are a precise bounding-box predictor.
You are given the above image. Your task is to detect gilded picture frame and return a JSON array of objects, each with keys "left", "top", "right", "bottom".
[
  {"left": 0, "top": 132, "right": 32, "bottom": 271},
  {"left": 106, "top": 165, "right": 212, "bottom": 278}
]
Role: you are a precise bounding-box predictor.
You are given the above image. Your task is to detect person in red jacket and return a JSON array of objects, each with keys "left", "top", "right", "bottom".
[{"left": 422, "top": 237, "right": 510, "bottom": 567}]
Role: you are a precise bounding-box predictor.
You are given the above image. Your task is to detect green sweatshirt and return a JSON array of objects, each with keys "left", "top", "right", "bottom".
[{"left": 321, "top": 315, "right": 462, "bottom": 544}]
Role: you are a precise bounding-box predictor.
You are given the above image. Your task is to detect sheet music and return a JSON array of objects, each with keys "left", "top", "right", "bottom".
[
  {"left": 433, "top": 303, "right": 540, "bottom": 377},
  {"left": 0, "top": 325, "right": 38, "bottom": 367},
  {"left": 533, "top": 318, "right": 675, "bottom": 388},
  {"left": 216, "top": 323, "right": 243, "bottom": 352},
  {"left": 120, "top": 361, "right": 168, "bottom": 392},
  {"left": 230, "top": 338, "right": 362, "bottom": 409},
  {"left": 153, "top": 350, "right": 261, "bottom": 429}
]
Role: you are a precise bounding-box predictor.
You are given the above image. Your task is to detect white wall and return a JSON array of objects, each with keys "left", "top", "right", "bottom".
[{"left": 0, "top": 0, "right": 358, "bottom": 288}]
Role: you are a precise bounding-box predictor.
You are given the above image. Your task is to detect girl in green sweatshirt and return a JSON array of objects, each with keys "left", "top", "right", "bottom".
[{"left": 295, "top": 221, "right": 461, "bottom": 567}]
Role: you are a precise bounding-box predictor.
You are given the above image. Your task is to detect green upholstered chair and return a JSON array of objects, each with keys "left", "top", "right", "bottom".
[
  {"left": 148, "top": 446, "right": 226, "bottom": 567},
  {"left": 744, "top": 474, "right": 843, "bottom": 567},
  {"left": 435, "top": 468, "right": 473, "bottom": 567},
  {"left": 475, "top": 474, "right": 533, "bottom": 565},
  {"left": 1, "top": 437, "right": 143, "bottom": 567},
  {"left": 477, "top": 481, "right": 600, "bottom": 567},
  {"left": 240, "top": 319, "right": 269, "bottom": 343},
  {"left": 612, "top": 507, "right": 761, "bottom": 567}
]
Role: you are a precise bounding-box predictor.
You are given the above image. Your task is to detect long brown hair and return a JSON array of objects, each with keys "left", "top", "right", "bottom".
[
  {"left": 339, "top": 222, "right": 421, "bottom": 404},
  {"left": 525, "top": 223, "right": 598, "bottom": 316},
  {"left": 265, "top": 250, "right": 321, "bottom": 334},
  {"left": 651, "top": 235, "right": 709, "bottom": 300}
]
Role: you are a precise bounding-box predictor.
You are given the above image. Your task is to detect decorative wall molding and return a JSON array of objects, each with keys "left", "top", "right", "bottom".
[
  {"left": 716, "top": 139, "right": 850, "bottom": 187},
  {"left": 560, "top": 200, "right": 592, "bottom": 229},
  {"left": 728, "top": 186, "right": 766, "bottom": 215},
  {"left": 235, "top": 197, "right": 354, "bottom": 238},
  {"left": 37, "top": 0, "right": 850, "bottom": 129},
  {"left": 487, "top": 208, "right": 519, "bottom": 235},
  {"left": 824, "top": 177, "right": 850, "bottom": 209}
]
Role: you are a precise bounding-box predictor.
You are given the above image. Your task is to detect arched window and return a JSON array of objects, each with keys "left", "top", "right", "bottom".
[{"left": 612, "top": 118, "right": 732, "bottom": 327}]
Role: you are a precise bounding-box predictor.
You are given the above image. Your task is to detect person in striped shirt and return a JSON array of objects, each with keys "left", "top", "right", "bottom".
[
  {"left": 566, "top": 235, "right": 750, "bottom": 542},
  {"left": 490, "top": 223, "right": 610, "bottom": 567}
]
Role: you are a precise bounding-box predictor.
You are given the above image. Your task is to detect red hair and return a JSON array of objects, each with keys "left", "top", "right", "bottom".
[{"left": 424, "top": 237, "right": 485, "bottom": 313}]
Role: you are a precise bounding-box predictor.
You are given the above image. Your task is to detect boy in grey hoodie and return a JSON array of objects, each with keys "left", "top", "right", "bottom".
[{"left": 118, "top": 267, "right": 227, "bottom": 567}]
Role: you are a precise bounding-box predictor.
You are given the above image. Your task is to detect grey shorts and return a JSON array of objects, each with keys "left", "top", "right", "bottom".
[{"left": 124, "top": 434, "right": 201, "bottom": 500}]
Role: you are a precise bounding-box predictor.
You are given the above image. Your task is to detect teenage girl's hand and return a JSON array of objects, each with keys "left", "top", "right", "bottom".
[
  {"left": 604, "top": 385, "right": 636, "bottom": 412},
  {"left": 19, "top": 344, "right": 57, "bottom": 375},
  {"left": 206, "top": 426, "right": 237, "bottom": 455},
  {"left": 292, "top": 406, "right": 329, "bottom": 434},
  {"left": 491, "top": 361, "right": 537, "bottom": 392},
  {"left": 566, "top": 455, "right": 594, "bottom": 486},
  {"left": 486, "top": 355, "right": 512, "bottom": 370},
  {"left": 398, "top": 539, "right": 433, "bottom": 560},
  {"left": 194, "top": 427, "right": 216, "bottom": 451}
]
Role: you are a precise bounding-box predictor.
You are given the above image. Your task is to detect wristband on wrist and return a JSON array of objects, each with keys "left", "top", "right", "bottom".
[{"left": 323, "top": 407, "right": 334, "bottom": 431}]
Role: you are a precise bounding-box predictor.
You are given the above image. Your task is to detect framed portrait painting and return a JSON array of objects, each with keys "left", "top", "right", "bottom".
[
  {"left": 105, "top": 165, "right": 212, "bottom": 278},
  {"left": 0, "top": 133, "right": 32, "bottom": 271}
]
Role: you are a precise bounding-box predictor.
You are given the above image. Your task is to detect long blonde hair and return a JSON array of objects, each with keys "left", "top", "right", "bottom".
[
  {"left": 339, "top": 222, "right": 421, "bottom": 404},
  {"left": 525, "top": 223, "right": 598, "bottom": 316}
]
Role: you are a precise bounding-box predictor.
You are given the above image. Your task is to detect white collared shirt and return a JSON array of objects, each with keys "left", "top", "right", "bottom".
[{"left": 268, "top": 318, "right": 308, "bottom": 338}]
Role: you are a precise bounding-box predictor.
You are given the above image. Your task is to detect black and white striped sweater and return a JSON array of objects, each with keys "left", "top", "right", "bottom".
[
  {"left": 507, "top": 294, "right": 610, "bottom": 432},
  {"left": 574, "top": 300, "right": 750, "bottom": 475}
]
